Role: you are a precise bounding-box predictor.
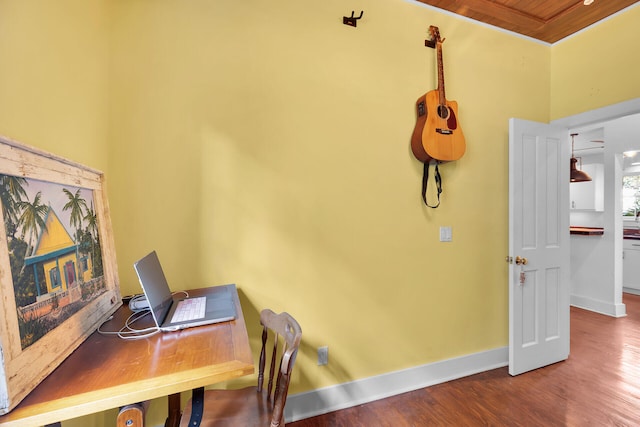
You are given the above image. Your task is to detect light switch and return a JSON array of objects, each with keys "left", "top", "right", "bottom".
[{"left": 440, "top": 226, "right": 452, "bottom": 242}]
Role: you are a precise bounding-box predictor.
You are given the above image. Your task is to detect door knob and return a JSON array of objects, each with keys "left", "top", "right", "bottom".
[{"left": 515, "top": 256, "right": 528, "bottom": 265}]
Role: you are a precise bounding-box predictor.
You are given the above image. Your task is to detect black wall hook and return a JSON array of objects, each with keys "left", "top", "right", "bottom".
[{"left": 343, "top": 11, "right": 364, "bottom": 27}]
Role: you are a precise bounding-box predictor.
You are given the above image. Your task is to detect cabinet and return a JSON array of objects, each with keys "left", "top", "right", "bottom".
[
  {"left": 570, "top": 163, "right": 604, "bottom": 211},
  {"left": 623, "top": 239, "right": 640, "bottom": 291}
]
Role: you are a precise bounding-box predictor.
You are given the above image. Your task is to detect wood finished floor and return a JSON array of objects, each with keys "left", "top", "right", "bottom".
[{"left": 289, "top": 294, "right": 640, "bottom": 426}]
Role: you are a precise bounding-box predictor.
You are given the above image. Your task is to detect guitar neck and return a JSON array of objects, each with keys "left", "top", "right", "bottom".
[{"left": 436, "top": 42, "right": 446, "bottom": 106}]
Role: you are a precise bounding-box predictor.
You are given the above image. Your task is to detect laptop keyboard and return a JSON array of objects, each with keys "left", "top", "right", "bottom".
[{"left": 171, "top": 297, "right": 206, "bottom": 323}]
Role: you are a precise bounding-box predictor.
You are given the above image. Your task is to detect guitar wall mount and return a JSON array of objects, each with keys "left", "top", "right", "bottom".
[
  {"left": 425, "top": 26, "right": 443, "bottom": 49},
  {"left": 343, "top": 11, "right": 364, "bottom": 27}
]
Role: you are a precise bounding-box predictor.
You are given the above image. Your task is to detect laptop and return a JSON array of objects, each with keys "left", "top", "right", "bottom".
[{"left": 133, "top": 250, "right": 236, "bottom": 332}]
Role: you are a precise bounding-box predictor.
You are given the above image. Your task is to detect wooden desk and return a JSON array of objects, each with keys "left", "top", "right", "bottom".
[{"left": 0, "top": 284, "right": 254, "bottom": 427}]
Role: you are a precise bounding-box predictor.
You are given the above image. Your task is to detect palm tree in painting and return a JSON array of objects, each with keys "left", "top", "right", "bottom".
[
  {"left": 16, "top": 191, "right": 48, "bottom": 258},
  {"left": 0, "top": 174, "right": 28, "bottom": 240},
  {"left": 63, "top": 189, "right": 88, "bottom": 232},
  {"left": 63, "top": 188, "right": 88, "bottom": 282},
  {"left": 83, "top": 201, "right": 98, "bottom": 243},
  {"left": 83, "top": 201, "right": 100, "bottom": 277}
]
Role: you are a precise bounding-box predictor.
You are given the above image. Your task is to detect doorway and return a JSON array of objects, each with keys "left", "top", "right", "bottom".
[
  {"left": 560, "top": 109, "right": 640, "bottom": 317},
  {"left": 508, "top": 98, "right": 640, "bottom": 375}
]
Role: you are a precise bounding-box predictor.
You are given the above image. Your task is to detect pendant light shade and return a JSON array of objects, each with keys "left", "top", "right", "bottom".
[
  {"left": 570, "top": 133, "right": 592, "bottom": 183},
  {"left": 570, "top": 157, "right": 592, "bottom": 182}
]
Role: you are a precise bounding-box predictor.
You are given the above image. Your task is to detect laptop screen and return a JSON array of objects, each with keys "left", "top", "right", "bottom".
[{"left": 133, "top": 251, "right": 174, "bottom": 326}]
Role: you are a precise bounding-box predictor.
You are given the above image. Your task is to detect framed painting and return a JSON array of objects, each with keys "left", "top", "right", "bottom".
[{"left": 0, "top": 136, "right": 121, "bottom": 414}]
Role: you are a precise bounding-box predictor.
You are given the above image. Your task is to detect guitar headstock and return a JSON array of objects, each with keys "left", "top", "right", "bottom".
[{"left": 429, "top": 25, "right": 445, "bottom": 45}]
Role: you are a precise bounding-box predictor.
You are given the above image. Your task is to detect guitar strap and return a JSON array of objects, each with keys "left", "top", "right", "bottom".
[{"left": 421, "top": 161, "right": 442, "bottom": 208}]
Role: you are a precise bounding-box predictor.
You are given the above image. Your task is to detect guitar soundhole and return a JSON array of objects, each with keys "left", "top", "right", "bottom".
[{"left": 437, "top": 104, "right": 449, "bottom": 120}]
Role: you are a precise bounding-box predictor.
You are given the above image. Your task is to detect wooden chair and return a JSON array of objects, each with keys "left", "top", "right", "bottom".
[{"left": 180, "top": 309, "right": 302, "bottom": 427}]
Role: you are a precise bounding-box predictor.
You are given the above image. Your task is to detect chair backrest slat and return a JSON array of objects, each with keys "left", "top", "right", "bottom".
[
  {"left": 267, "top": 332, "right": 278, "bottom": 398},
  {"left": 257, "top": 327, "right": 268, "bottom": 392},
  {"left": 257, "top": 309, "right": 302, "bottom": 427}
]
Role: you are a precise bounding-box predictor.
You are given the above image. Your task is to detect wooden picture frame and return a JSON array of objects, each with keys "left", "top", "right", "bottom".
[{"left": 0, "top": 136, "right": 121, "bottom": 414}]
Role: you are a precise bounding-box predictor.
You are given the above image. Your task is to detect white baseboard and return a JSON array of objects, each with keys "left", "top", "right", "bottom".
[
  {"left": 623, "top": 287, "right": 640, "bottom": 296},
  {"left": 285, "top": 346, "right": 508, "bottom": 422},
  {"left": 570, "top": 294, "right": 626, "bottom": 317}
]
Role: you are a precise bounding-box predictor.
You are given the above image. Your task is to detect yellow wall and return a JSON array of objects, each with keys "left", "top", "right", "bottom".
[
  {"left": 550, "top": 4, "right": 640, "bottom": 119},
  {"left": 0, "top": 0, "right": 638, "bottom": 426},
  {"left": 106, "top": 0, "right": 547, "bottom": 389},
  {"left": 0, "top": 0, "right": 111, "bottom": 171}
]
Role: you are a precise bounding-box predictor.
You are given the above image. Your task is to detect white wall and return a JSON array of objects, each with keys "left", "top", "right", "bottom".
[{"left": 569, "top": 113, "right": 640, "bottom": 316}]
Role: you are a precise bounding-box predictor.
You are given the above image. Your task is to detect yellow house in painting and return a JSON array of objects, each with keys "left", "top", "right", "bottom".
[{"left": 24, "top": 206, "right": 92, "bottom": 296}]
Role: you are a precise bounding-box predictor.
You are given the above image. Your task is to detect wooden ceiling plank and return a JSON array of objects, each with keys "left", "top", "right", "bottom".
[
  {"left": 542, "top": 0, "right": 639, "bottom": 42},
  {"left": 543, "top": 2, "right": 584, "bottom": 24},
  {"left": 417, "top": 0, "right": 639, "bottom": 43},
  {"left": 418, "top": 0, "right": 545, "bottom": 27},
  {"left": 497, "top": 0, "right": 580, "bottom": 22}
]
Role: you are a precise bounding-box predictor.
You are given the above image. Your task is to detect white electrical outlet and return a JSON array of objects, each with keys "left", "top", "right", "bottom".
[
  {"left": 318, "top": 346, "right": 328, "bottom": 366},
  {"left": 439, "top": 226, "right": 452, "bottom": 242}
]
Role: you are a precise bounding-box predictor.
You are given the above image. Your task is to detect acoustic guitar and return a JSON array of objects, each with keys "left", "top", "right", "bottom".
[{"left": 411, "top": 26, "right": 465, "bottom": 163}]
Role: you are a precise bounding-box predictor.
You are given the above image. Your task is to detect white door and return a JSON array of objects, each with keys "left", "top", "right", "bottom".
[{"left": 508, "top": 118, "right": 570, "bottom": 376}]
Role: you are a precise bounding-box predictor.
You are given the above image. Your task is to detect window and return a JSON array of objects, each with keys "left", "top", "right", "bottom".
[
  {"left": 49, "top": 267, "right": 61, "bottom": 290},
  {"left": 80, "top": 256, "right": 88, "bottom": 272},
  {"left": 623, "top": 175, "right": 640, "bottom": 217}
]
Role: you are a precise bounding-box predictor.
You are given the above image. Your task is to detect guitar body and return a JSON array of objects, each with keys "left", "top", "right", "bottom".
[
  {"left": 411, "top": 26, "right": 466, "bottom": 164},
  {"left": 411, "top": 89, "right": 465, "bottom": 163},
  {"left": 410, "top": 93, "right": 430, "bottom": 162}
]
